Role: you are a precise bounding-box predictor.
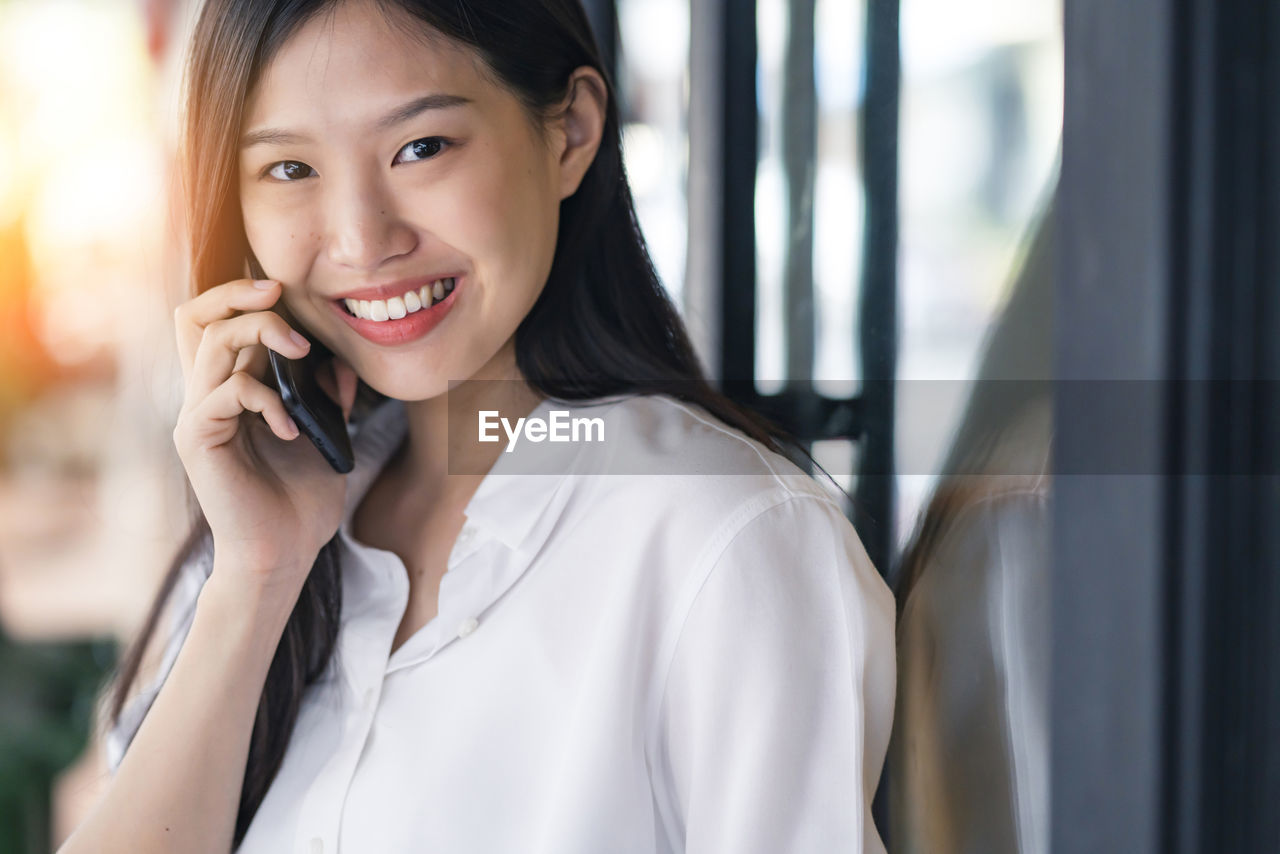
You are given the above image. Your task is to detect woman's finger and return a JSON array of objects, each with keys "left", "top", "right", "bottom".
[
  {"left": 178, "top": 370, "right": 300, "bottom": 452},
  {"left": 173, "top": 279, "right": 283, "bottom": 381},
  {"left": 186, "top": 310, "right": 310, "bottom": 405},
  {"left": 233, "top": 343, "right": 270, "bottom": 381}
]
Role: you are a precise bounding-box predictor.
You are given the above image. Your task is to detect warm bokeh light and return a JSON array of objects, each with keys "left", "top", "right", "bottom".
[{"left": 0, "top": 0, "right": 161, "bottom": 371}]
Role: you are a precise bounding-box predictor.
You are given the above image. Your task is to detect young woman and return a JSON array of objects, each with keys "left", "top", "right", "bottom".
[{"left": 64, "top": 1, "right": 895, "bottom": 852}]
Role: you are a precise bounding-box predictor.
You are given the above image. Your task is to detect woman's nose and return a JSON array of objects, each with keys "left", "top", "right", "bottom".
[{"left": 323, "top": 173, "right": 417, "bottom": 271}]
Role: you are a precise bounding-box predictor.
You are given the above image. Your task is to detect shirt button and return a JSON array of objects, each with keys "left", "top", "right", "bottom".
[
  {"left": 309, "top": 837, "right": 324, "bottom": 854},
  {"left": 457, "top": 616, "right": 480, "bottom": 639},
  {"left": 457, "top": 525, "right": 476, "bottom": 545}
]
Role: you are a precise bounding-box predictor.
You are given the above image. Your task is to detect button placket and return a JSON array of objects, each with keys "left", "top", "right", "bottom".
[
  {"left": 295, "top": 706, "right": 377, "bottom": 852},
  {"left": 448, "top": 523, "right": 480, "bottom": 569},
  {"left": 295, "top": 630, "right": 384, "bottom": 854}
]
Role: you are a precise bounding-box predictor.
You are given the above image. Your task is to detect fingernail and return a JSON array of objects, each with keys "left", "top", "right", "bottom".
[
  {"left": 253, "top": 279, "right": 277, "bottom": 289},
  {"left": 289, "top": 330, "right": 310, "bottom": 349},
  {"left": 285, "top": 416, "right": 300, "bottom": 437}
]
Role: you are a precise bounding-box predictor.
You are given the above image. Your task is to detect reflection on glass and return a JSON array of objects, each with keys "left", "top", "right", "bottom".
[
  {"left": 896, "top": 0, "right": 1062, "bottom": 539},
  {"left": 813, "top": 0, "right": 865, "bottom": 400},
  {"left": 891, "top": 203, "right": 1054, "bottom": 854}
]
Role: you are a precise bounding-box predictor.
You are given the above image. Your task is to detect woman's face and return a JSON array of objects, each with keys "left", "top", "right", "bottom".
[{"left": 239, "top": 0, "right": 600, "bottom": 399}]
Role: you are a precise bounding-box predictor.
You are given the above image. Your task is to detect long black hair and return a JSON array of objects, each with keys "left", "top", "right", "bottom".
[{"left": 107, "top": 0, "right": 822, "bottom": 847}]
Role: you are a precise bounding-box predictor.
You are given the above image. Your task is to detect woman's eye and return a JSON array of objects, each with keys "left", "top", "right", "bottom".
[
  {"left": 265, "top": 161, "right": 315, "bottom": 181},
  {"left": 393, "top": 137, "right": 447, "bottom": 164}
]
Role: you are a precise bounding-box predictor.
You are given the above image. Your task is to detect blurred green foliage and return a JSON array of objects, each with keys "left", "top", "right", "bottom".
[{"left": 0, "top": 629, "right": 116, "bottom": 854}]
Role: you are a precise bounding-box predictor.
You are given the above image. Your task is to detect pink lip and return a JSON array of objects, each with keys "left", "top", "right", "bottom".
[
  {"left": 330, "top": 274, "right": 462, "bottom": 303},
  {"left": 329, "top": 277, "right": 461, "bottom": 346}
]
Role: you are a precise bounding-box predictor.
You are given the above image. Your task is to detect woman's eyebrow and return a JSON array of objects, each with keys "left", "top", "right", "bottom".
[
  {"left": 239, "top": 93, "right": 473, "bottom": 150},
  {"left": 373, "top": 93, "right": 472, "bottom": 131}
]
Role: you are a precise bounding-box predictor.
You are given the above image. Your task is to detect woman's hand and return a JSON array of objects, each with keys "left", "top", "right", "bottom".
[{"left": 172, "top": 278, "right": 359, "bottom": 596}]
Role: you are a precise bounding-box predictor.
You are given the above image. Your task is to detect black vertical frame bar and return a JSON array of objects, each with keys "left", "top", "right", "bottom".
[
  {"left": 854, "top": 0, "right": 900, "bottom": 585},
  {"left": 857, "top": 0, "right": 900, "bottom": 842},
  {"left": 720, "top": 0, "right": 758, "bottom": 389}
]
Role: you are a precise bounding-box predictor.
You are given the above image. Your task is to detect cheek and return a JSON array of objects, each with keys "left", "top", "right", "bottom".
[
  {"left": 241, "top": 197, "right": 320, "bottom": 276},
  {"left": 449, "top": 144, "right": 560, "bottom": 281}
]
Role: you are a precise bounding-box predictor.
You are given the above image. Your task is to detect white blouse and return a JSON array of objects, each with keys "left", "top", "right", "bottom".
[{"left": 105, "top": 392, "right": 896, "bottom": 853}]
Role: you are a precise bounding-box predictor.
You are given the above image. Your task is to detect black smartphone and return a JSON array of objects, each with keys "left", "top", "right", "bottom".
[{"left": 265, "top": 307, "right": 355, "bottom": 474}]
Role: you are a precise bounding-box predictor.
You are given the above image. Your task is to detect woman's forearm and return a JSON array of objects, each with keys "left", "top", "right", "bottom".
[{"left": 59, "top": 567, "right": 300, "bottom": 854}]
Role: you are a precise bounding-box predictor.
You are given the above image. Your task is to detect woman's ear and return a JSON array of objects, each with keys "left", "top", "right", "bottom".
[{"left": 554, "top": 67, "right": 608, "bottom": 201}]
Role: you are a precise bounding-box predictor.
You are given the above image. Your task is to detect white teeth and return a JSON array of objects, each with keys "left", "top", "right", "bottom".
[{"left": 345, "top": 277, "right": 457, "bottom": 321}]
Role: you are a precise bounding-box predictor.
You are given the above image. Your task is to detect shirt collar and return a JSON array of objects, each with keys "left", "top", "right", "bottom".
[{"left": 341, "top": 393, "right": 611, "bottom": 555}]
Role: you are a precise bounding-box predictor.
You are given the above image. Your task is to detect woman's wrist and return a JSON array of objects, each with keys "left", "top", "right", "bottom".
[{"left": 198, "top": 562, "right": 306, "bottom": 638}]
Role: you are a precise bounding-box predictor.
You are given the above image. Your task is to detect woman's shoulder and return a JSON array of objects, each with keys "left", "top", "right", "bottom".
[
  {"left": 552, "top": 393, "right": 850, "bottom": 562},
  {"left": 566, "top": 391, "right": 834, "bottom": 500}
]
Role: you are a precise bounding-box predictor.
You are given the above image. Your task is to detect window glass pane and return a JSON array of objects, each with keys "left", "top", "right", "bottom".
[
  {"left": 892, "top": 2, "right": 1062, "bottom": 853},
  {"left": 897, "top": 0, "right": 1063, "bottom": 529},
  {"left": 813, "top": 0, "right": 865, "bottom": 400},
  {"left": 754, "top": 0, "right": 789, "bottom": 394}
]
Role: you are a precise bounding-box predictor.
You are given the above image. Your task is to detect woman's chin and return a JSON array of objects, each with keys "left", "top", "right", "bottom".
[
  {"left": 353, "top": 371, "right": 455, "bottom": 404},
  {"left": 347, "top": 340, "right": 516, "bottom": 403}
]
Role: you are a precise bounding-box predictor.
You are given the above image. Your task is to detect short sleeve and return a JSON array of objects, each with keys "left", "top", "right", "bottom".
[
  {"left": 650, "top": 495, "right": 896, "bottom": 854},
  {"left": 102, "top": 533, "right": 214, "bottom": 775}
]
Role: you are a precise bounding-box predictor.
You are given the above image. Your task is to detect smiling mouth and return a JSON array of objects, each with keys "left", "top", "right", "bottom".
[{"left": 338, "top": 277, "right": 457, "bottom": 321}]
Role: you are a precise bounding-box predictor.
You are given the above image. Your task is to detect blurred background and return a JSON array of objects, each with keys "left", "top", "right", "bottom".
[{"left": 0, "top": 0, "right": 1067, "bottom": 849}]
